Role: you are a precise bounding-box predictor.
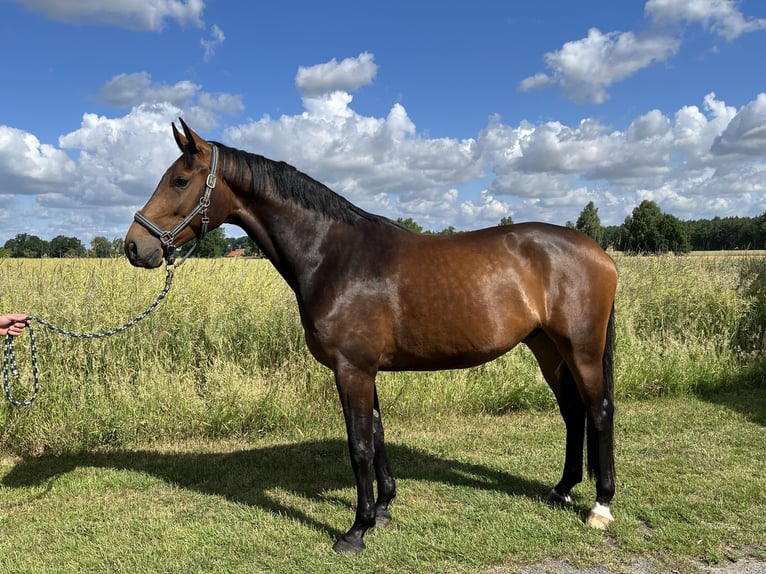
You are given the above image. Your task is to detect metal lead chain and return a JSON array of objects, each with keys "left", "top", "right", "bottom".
[
  {"left": 3, "top": 265, "right": 175, "bottom": 407},
  {"left": 3, "top": 327, "right": 39, "bottom": 407}
]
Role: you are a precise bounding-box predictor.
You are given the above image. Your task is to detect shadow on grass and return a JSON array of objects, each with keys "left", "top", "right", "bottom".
[
  {"left": 698, "top": 357, "right": 766, "bottom": 426},
  {"left": 2, "top": 440, "right": 551, "bottom": 540}
]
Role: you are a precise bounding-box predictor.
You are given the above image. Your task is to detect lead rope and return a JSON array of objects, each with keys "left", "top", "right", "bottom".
[{"left": 3, "top": 264, "right": 176, "bottom": 407}]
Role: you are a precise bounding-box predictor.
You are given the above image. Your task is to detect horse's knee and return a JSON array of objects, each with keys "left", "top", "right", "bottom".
[{"left": 348, "top": 438, "right": 374, "bottom": 469}]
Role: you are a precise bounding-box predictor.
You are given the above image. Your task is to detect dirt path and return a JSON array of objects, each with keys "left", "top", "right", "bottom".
[{"left": 487, "top": 556, "right": 766, "bottom": 573}]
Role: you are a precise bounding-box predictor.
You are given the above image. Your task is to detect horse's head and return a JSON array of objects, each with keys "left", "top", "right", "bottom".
[{"left": 125, "top": 119, "right": 230, "bottom": 268}]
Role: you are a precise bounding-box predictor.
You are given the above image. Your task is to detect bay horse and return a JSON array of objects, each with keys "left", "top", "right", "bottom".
[{"left": 125, "top": 119, "right": 618, "bottom": 554}]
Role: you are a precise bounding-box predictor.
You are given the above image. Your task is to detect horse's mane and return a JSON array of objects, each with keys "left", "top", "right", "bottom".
[{"left": 216, "top": 142, "right": 403, "bottom": 229}]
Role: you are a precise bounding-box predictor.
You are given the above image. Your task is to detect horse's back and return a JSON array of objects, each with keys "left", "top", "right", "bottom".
[{"left": 393, "top": 222, "right": 614, "bottom": 294}]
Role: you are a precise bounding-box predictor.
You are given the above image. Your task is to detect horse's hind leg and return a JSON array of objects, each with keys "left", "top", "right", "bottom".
[
  {"left": 372, "top": 385, "right": 396, "bottom": 527},
  {"left": 581, "top": 370, "right": 615, "bottom": 529},
  {"left": 550, "top": 369, "right": 587, "bottom": 505},
  {"left": 567, "top": 328, "right": 616, "bottom": 529},
  {"left": 525, "top": 331, "right": 586, "bottom": 504}
]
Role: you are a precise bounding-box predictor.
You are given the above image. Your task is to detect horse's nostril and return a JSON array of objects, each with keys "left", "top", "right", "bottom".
[{"left": 126, "top": 239, "right": 138, "bottom": 259}]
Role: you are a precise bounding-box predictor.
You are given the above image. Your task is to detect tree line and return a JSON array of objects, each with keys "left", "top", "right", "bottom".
[
  {"left": 0, "top": 230, "right": 251, "bottom": 259},
  {"left": 577, "top": 200, "right": 766, "bottom": 253},
  {"left": 398, "top": 201, "right": 766, "bottom": 253},
  {"left": 2, "top": 200, "right": 765, "bottom": 258}
]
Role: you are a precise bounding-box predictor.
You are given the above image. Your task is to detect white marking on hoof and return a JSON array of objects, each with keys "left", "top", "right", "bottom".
[
  {"left": 586, "top": 502, "right": 614, "bottom": 529},
  {"left": 546, "top": 488, "right": 572, "bottom": 505}
]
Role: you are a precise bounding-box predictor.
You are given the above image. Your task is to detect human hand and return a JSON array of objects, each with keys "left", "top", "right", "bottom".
[{"left": 0, "top": 313, "right": 29, "bottom": 337}]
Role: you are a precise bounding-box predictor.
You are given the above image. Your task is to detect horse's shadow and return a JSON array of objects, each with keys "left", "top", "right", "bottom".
[{"left": 2, "top": 440, "right": 552, "bottom": 540}]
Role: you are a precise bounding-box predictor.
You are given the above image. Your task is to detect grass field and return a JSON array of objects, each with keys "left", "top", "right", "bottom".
[
  {"left": 1, "top": 254, "right": 765, "bottom": 572},
  {"left": 2, "top": 254, "right": 764, "bottom": 453},
  {"left": 1, "top": 389, "right": 764, "bottom": 573}
]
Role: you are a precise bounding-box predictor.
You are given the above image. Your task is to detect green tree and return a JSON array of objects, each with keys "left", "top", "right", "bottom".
[
  {"left": 575, "top": 201, "right": 604, "bottom": 246},
  {"left": 498, "top": 216, "right": 514, "bottom": 226},
  {"left": 623, "top": 200, "right": 663, "bottom": 252},
  {"left": 396, "top": 217, "right": 423, "bottom": 234},
  {"left": 180, "top": 228, "right": 228, "bottom": 258},
  {"left": 623, "top": 200, "right": 690, "bottom": 254},
  {"left": 602, "top": 225, "right": 623, "bottom": 250},
  {"left": 90, "top": 236, "right": 112, "bottom": 258},
  {"left": 111, "top": 238, "right": 125, "bottom": 258},
  {"left": 658, "top": 213, "right": 691, "bottom": 254},
  {"left": 4, "top": 233, "right": 48, "bottom": 257},
  {"left": 49, "top": 235, "right": 86, "bottom": 258}
]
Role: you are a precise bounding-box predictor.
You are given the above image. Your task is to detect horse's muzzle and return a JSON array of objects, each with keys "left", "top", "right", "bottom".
[{"left": 125, "top": 227, "right": 165, "bottom": 269}]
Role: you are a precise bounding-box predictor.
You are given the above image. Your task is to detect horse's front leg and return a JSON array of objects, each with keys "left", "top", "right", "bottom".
[{"left": 332, "top": 361, "right": 377, "bottom": 554}]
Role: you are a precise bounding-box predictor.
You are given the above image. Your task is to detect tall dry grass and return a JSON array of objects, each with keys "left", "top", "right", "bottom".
[{"left": 1, "top": 254, "right": 764, "bottom": 455}]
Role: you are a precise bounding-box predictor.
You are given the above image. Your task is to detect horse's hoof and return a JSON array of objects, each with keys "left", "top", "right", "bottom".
[
  {"left": 332, "top": 536, "right": 365, "bottom": 555},
  {"left": 586, "top": 502, "right": 614, "bottom": 530},
  {"left": 546, "top": 488, "right": 572, "bottom": 506},
  {"left": 375, "top": 508, "right": 392, "bottom": 528}
]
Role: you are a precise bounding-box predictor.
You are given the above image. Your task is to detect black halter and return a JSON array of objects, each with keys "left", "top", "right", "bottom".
[{"left": 133, "top": 143, "right": 219, "bottom": 263}]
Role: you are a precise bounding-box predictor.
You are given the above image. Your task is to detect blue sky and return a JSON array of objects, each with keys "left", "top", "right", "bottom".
[{"left": 2, "top": 0, "right": 766, "bottom": 244}]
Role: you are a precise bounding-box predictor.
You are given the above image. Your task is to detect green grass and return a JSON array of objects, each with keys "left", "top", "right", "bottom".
[
  {"left": 2, "top": 387, "right": 764, "bottom": 573},
  {"left": 2, "top": 255, "right": 765, "bottom": 453},
  {"left": 1, "top": 254, "right": 765, "bottom": 570}
]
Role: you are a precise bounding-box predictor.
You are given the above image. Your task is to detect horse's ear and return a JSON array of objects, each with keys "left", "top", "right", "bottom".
[
  {"left": 178, "top": 117, "right": 203, "bottom": 156},
  {"left": 172, "top": 121, "right": 188, "bottom": 152}
]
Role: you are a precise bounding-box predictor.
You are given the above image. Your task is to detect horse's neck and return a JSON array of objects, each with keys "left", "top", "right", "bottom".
[{"left": 232, "top": 188, "right": 334, "bottom": 294}]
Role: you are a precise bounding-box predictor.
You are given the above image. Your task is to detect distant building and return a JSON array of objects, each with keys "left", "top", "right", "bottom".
[{"left": 226, "top": 248, "right": 245, "bottom": 258}]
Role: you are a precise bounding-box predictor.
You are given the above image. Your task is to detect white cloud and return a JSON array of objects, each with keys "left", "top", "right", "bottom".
[
  {"left": 672, "top": 92, "right": 737, "bottom": 165},
  {"left": 201, "top": 24, "right": 225, "bottom": 62},
  {"left": 58, "top": 103, "right": 183, "bottom": 200},
  {"left": 646, "top": 0, "right": 766, "bottom": 41},
  {"left": 711, "top": 93, "right": 766, "bottom": 155},
  {"left": 224, "top": 89, "right": 482, "bottom": 213},
  {"left": 476, "top": 91, "right": 766, "bottom": 224},
  {"left": 4, "top": 52, "right": 766, "bottom": 243},
  {"left": 458, "top": 191, "right": 512, "bottom": 227},
  {"left": 101, "top": 73, "right": 200, "bottom": 108},
  {"left": 0, "top": 126, "right": 76, "bottom": 192},
  {"left": 100, "top": 72, "right": 243, "bottom": 131},
  {"left": 295, "top": 52, "right": 378, "bottom": 97},
  {"left": 0, "top": 104, "right": 187, "bottom": 241},
  {"left": 12, "top": 0, "right": 205, "bottom": 31},
  {"left": 520, "top": 0, "right": 765, "bottom": 104},
  {"left": 221, "top": 56, "right": 766, "bottom": 229},
  {"left": 520, "top": 27, "right": 679, "bottom": 104}
]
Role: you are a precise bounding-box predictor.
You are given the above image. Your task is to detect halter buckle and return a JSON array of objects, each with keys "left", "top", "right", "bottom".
[{"left": 159, "top": 232, "right": 175, "bottom": 247}]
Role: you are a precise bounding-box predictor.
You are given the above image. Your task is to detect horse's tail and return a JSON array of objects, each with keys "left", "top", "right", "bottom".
[{"left": 586, "top": 302, "right": 616, "bottom": 480}]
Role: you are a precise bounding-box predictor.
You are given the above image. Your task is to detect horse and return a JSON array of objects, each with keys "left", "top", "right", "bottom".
[{"left": 125, "top": 119, "right": 618, "bottom": 554}]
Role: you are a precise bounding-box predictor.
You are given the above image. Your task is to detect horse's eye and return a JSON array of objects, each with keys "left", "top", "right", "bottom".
[{"left": 173, "top": 177, "right": 189, "bottom": 188}]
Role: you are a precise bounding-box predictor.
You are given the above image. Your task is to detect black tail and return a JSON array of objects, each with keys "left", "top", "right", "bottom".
[{"left": 587, "top": 303, "right": 616, "bottom": 480}]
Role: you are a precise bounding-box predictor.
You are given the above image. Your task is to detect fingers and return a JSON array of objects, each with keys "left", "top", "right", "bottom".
[
  {"left": 7, "top": 322, "right": 27, "bottom": 336},
  {"left": 0, "top": 314, "right": 29, "bottom": 337}
]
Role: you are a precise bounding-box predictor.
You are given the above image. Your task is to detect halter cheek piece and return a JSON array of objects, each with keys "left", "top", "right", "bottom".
[{"left": 133, "top": 143, "right": 219, "bottom": 264}]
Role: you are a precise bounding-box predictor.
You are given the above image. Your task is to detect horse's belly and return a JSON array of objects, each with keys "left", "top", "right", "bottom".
[
  {"left": 380, "top": 344, "right": 513, "bottom": 371},
  {"left": 379, "top": 312, "right": 530, "bottom": 371}
]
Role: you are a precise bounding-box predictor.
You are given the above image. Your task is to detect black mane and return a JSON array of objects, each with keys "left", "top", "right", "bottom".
[{"left": 216, "top": 142, "right": 402, "bottom": 228}]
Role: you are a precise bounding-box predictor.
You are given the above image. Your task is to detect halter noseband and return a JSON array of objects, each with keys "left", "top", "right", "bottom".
[{"left": 133, "top": 143, "right": 219, "bottom": 264}]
